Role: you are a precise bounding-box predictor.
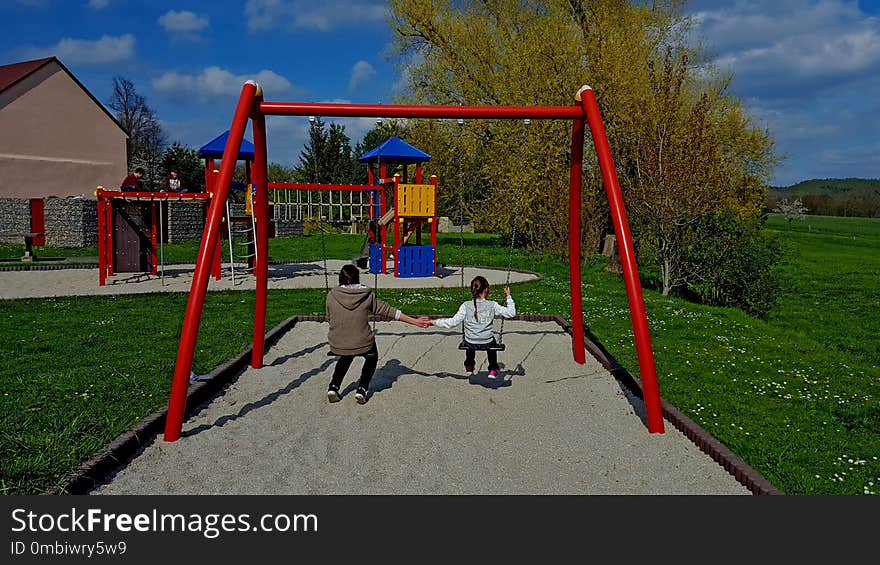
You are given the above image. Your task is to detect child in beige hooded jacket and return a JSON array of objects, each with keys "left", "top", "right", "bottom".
[{"left": 325, "top": 264, "right": 429, "bottom": 404}]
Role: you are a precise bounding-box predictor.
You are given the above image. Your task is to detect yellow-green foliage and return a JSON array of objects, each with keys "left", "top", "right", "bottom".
[{"left": 387, "top": 0, "right": 777, "bottom": 279}]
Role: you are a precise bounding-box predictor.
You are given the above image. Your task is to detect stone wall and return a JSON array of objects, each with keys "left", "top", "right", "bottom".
[
  {"left": 0, "top": 197, "right": 324, "bottom": 247},
  {"left": 437, "top": 216, "right": 473, "bottom": 233},
  {"left": 274, "top": 219, "right": 303, "bottom": 237},
  {"left": 0, "top": 198, "right": 31, "bottom": 243},
  {"left": 44, "top": 198, "right": 97, "bottom": 247},
  {"left": 167, "top": 201, "right": 207, "bottom": 243}
]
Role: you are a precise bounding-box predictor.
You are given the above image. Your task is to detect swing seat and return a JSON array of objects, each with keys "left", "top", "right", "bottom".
[{"left": 458, "top": 340, "right": 506, "bottom": 352}]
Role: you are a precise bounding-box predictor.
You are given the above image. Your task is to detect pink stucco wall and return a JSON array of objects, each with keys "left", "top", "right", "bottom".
[{"left": 0, "top": 61, "right": 127, "bottom": 198}]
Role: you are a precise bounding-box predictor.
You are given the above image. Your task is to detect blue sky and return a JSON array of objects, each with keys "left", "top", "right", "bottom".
[{"left": 1, "top": 0, "right": 878, "bottom": 186}]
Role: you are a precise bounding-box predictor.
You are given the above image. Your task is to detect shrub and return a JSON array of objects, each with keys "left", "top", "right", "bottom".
[{"left": 683, "top": 211, "right": 784, "bottom": 318}]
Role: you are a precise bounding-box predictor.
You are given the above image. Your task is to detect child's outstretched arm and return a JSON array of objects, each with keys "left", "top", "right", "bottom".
[
  {"left": 494, "top": 286, "right": 516, "bottom": 318},
  {"left": 431, "top": 303, "right": 468, "bottom": 329}
]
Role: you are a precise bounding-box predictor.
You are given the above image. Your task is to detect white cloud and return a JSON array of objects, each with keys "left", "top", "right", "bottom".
[
  {"left": 348, "top": 60, "right": 376, "bottom": 93},
  {"left": 152, "top": 66, "right": 293, "bottom": 101},
  {"left": 245, "top": 0, "right": 385, "bottom": 32},
  {"left": 19, "top": 34, "right": 134, "bottom": 65},
  {"left": 158, "top": 10, "right": 210, "bottom": 33},
  {"left": 686, "top": 1, "right": 880, "bottom": 184},
  {"left": 693, "top": 0, "right": 880, "bottom": 94},
  {"left": 88, "top": 0, "right": 110, "bottom": 9}
]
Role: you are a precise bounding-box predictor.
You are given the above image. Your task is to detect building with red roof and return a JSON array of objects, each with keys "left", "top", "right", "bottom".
[{"left": 0, "top": 56, "right": 127, "bottom": 198}]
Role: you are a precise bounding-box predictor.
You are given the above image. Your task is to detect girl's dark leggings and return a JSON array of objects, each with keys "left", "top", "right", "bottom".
[
  {"left": 464, "top": 346, "right": 499, "bottom": 371},
  {"left": 330, "top": 343, "right": 379, "bottom": 390}
]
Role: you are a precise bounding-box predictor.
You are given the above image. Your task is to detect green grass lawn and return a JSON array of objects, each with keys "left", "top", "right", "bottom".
[
  {"left": 1, "top": 222, "right": 878, "bottom": 495},
  {"left": 764, "top": 214, "right": 880, "bottom": 366}
]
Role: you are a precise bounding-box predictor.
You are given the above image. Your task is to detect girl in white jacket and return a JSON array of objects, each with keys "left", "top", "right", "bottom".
[{"left": 430, "top": 276, "right": 515, "bottom": 378}]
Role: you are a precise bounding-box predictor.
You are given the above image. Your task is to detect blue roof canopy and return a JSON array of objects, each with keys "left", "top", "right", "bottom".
[
  {"left": 198, "top": 130, "right": 255, "bottom": 160},
  {"left": 358, "top": 136, "right": 431, "bottom": 164}
]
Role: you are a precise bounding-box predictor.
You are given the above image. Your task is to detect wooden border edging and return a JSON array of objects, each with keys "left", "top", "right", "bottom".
[
  {"left": 63, "top": 313, "right": 782, "bottom": 495},
  {"left": 63, "top": 315, "right": 300, "bottom": 494}
]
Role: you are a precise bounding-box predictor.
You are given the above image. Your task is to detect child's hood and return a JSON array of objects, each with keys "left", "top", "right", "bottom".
[{"left": 328, "top": 286, "right": 372, "bottom": 311}]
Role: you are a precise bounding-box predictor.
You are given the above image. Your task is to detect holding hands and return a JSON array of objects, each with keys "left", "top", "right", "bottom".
[{"left": 401, "top": 314, "right": 433, "bottom": 328}]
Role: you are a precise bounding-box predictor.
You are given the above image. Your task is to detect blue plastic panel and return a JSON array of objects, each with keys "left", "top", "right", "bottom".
[
  {"left": 397, "top": 245, "right": 435, "bottom": 278},
  {"left": 369, "top": 243, "right": 383, "bottom": 274}
]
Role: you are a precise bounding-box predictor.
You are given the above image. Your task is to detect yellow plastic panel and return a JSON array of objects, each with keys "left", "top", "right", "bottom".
[{"left": 396, "top": 184, "right": 436, "bottom": 217}]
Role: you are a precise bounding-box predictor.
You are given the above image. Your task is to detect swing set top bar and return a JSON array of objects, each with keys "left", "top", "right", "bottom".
[{"left": 259, "top": 101, "right": 584, "bottom": 120}]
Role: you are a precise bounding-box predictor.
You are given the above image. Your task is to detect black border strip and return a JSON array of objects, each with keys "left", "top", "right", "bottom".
[
  {"left": 63, "top": 314, "right": 782, "bottom": 495},
  {"left": 0, "top": 263, "right": 97, "bottom": 271},
  {"left": 63, "top": 316, "right": 300, "bottom": 495}
]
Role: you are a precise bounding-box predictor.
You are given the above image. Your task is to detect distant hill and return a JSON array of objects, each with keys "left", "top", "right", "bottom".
[
  {"left": 767, "top": 178, "right": 880, "bottom": 218},
  {"left": 770, "top": 178, "right": 880, "bottom": 196}
]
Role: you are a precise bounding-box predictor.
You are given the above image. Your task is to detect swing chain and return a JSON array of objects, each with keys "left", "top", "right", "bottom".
[
  {"left": 320, "top": 214, "right": 329, "bottom": 291},
  {"left": 310, "top": 116, "right": 330, "bottom": 292},
  {"left": 456, "top": 118, "right": 467, "bottom": 343},
  {"left": 372, "top": 118, "right": 383, "bottom": 334},
  {"left": 457, "top": 118, "right": 466, "bottom": 292},
  {"left": 498, "top": 118, "right": 531, "bottom": 344}
]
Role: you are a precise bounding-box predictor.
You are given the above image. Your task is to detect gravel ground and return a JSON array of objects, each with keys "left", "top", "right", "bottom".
[{"left": 94, "top": 322, "right": 749, "bottom": 495}]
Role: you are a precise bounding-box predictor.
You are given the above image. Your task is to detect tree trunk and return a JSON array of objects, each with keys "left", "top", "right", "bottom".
[{"left": 661, "top": 256, "right": 673, "bottom": 296}]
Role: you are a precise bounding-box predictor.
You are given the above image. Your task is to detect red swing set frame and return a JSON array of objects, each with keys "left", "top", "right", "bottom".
[{"left": 163, "top": 81, "right": 665, "bottom": 441}]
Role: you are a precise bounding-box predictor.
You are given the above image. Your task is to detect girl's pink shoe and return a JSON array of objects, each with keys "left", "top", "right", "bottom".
[{"left": 488, "top": 369, "right": 499, "bottom": 379}]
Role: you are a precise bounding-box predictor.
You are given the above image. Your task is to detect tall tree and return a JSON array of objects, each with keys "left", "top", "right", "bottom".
[
  {"left": 388, "top": 0, "right": 778, "bottom": 288},
  {"left": 294, "top": 118, "right": 360, "bottom": 184},
  {"left": 161, "top": 143, "right": 204, "bottom": 192},
  {"left": 108, "top": 76, "right": 167, "bottom": 189}
]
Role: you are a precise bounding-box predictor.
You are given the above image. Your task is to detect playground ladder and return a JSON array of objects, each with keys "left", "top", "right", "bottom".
[{"left": 225, "top": 200, "right": 257, "bottom": 286}]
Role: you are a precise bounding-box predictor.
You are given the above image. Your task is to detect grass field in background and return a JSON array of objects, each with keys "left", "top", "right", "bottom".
[
  {"left": 764, "top": 214, "right": 880, "bottom": 366},
  {"left": 1, "top": 220, "right": 878, "bottom": 495}
]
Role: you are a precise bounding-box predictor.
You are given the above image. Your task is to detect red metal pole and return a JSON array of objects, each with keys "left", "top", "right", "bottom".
[
  {"left": 150, "top": 202, "right": 158, "bottom": 276},
  {"left": 568, "top": 101, "right": 587, "bottom": 365},
  {"left": 97, "top": 194, "right": 106, "bottom": 286},
  {"left": 431, "top": 175, "right": 438, "bottom": 275},
  {"left": 380, "top": 188, "right": 387, "bottom": 274},
  {"left": 580, "top": 86, "right": 664, "bottom": 434},
  {"left": 260, "top": 101, "right": 583, "bottom": 120},
  {"left": 251, "top": 98, "right": 270, "bottom": 369},
  {"left": 30, "top": 199, "right": 45, "bottom": 246},
  {"left": 211, "top": 232, "right": 221, "bottom": 280},
  {"left": 393, "top": 176, "right": 400, "bottom": 277},
  {"left": 416, "top": 164, "right": 423, "bottom": 184},
  {"left": 210, "top": 170, "right": 222, "bottom": 281},
  {"left": 205, "top": 159, "right": 214, "bottom": 192},
  {"left": 211, "top": 202, "right": 222, "bottom": 282},
  {"left": 106, "top": 199, "right": 114, "bottom": 277},
  {"left": 164, "top": 81, "right": 258, "bottom": 442}
]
